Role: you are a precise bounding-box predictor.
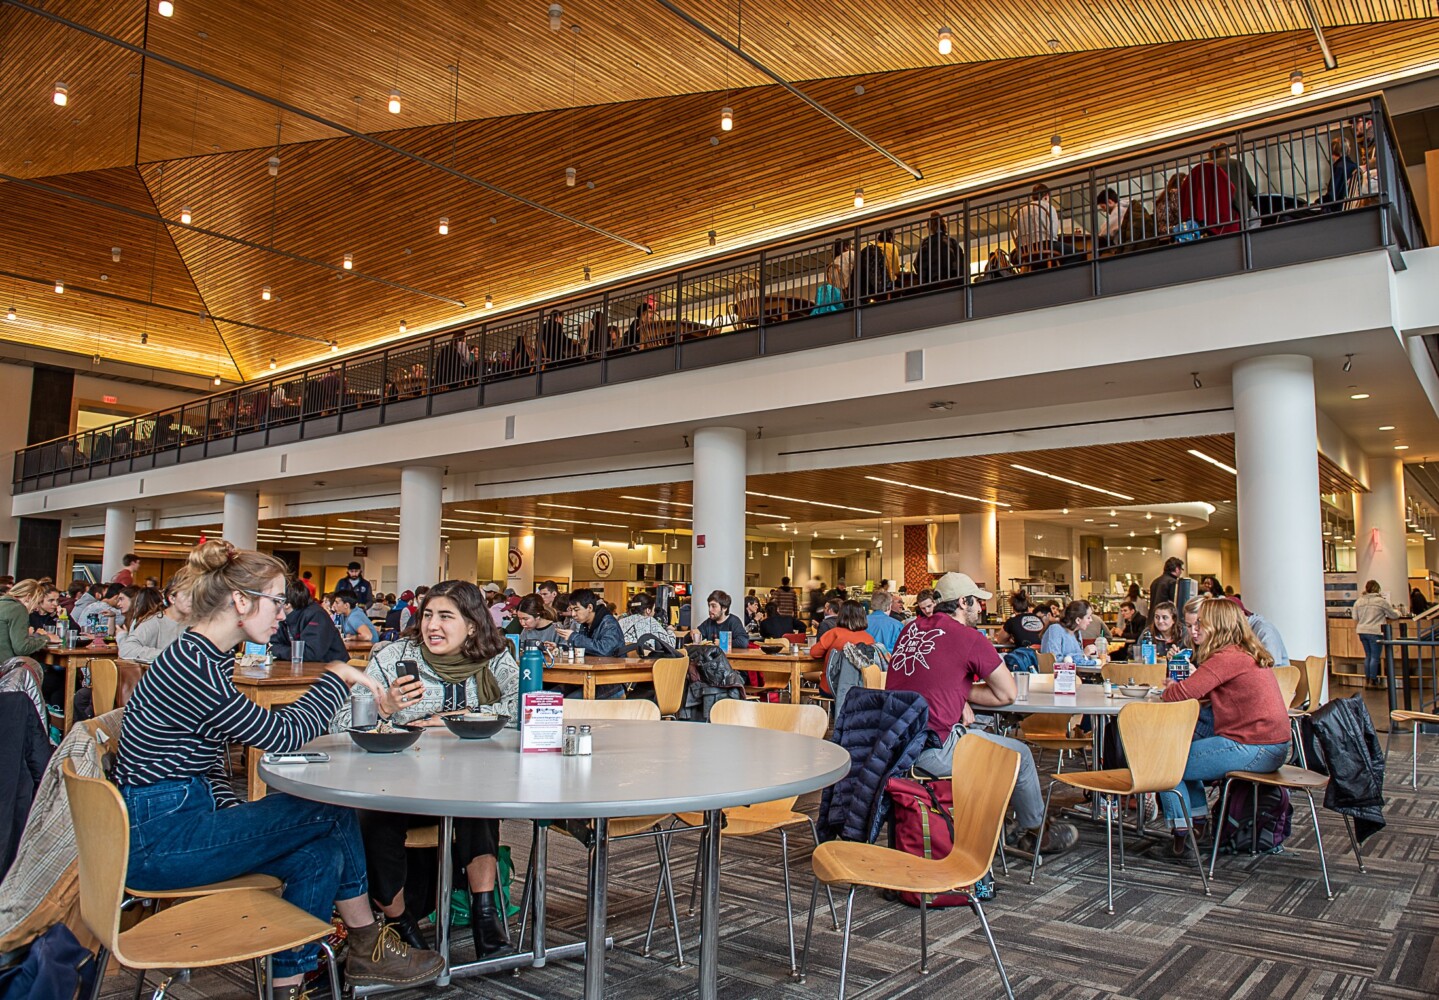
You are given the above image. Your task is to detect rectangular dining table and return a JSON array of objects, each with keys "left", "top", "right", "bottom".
[
  {"left": 37, "top": 643, "right": 119, "bottom": 735},
  {"left": 232, "top": 660, "right": 334, "bottom": 798}
]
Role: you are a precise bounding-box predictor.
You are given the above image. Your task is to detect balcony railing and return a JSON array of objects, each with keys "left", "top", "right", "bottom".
[{"left": 13, "top": 95, "right": 1426, "bottom": 495}]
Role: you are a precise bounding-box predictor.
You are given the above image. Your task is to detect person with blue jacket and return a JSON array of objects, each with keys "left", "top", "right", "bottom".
[
  {"left": 1040, "top": 600, "right": 1099, "bottom": 664},
  {"left": 555, "top": 589, "right": 625, "bottom": 697}
]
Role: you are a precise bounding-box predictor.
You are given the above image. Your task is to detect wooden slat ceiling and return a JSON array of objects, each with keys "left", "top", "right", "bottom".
[
  {"left": 137, "top": 434, "right": 1365, "bottom": 544},
  {"left": 2, "top": 0, "right": 1437, "bottom": 377}
]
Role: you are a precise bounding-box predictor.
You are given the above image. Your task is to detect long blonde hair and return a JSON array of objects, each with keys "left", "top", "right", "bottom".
[
  {"left": 1194, "top": 598, "right": 1273, "bottom": 669},
  {"left": 7, "top": 579, "right": 45, "bottom": 605}
]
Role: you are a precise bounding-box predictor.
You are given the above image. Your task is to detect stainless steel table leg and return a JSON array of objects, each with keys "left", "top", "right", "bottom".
[
  {"left": 435, "top": 815, "right": 455, "bottom": 986},
  {"left": 584, "top": 817, "right": 609, "bottom": 999},
  {"left": 698, "top": 808, "right": 722, "bottom": 1000},
  {"left": 531, "top": 821, "right": 549, "bottom": 967}
]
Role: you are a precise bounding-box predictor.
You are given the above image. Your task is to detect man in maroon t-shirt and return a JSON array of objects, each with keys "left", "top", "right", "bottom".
[{"left": 888, "top": 571, "right": 1078, "bottom": 856}]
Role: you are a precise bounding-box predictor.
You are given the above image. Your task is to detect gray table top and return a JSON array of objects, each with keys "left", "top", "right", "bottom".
[
  {"left": 995, "top": 685, "right": 1160, "bottom": 716},
  {"left": 260, "top": 720, "right": 851, "bottom": 820}
]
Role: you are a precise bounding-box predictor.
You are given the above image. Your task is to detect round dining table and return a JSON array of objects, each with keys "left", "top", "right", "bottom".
[{"left": 261, "top": 718, "right": 850, "bottom": 999}]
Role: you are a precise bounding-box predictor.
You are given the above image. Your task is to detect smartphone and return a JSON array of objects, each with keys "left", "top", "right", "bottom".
[
  {"left": 261, "top": 752, "right": 330, "bottom": 765},
  {"left": 397, "top": 659, "right": 422, "bottom": 684}
]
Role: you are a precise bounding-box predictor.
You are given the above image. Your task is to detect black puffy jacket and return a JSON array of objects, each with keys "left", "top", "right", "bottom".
[
  {"left": 1299, "top": 694, "right": 1386, "bottom": 842},
  {"left": 818, "top": 689, "right": 933, "bottom": 845}
]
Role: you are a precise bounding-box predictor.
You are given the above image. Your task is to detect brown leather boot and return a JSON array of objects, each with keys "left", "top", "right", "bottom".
[{"left": 344, "top": 921, "right": 444, "bottom": 988}]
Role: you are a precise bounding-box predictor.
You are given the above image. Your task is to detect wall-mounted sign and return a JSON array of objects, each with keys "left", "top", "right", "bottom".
[
  {"left": 507, "top": 548, "right": 524, "bottom": 575},
  {"left": 353, "top": 546, "right": 368, "bottom": 557},
  {"left": 592, "top": 549, "right": 613, "bottom": 578},
  {"left": 696, "top": 534, "right": 706, "bottom": 549}
]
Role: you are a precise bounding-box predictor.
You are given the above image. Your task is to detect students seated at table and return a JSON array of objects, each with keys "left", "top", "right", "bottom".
[
  {"left": 370, "top": 594, "right": 393, "bottom": 620},
  {"left": 758, "top": 600, "right": 802, "bottom": 640},
  {"left": 334, "top": 593, "right": 378, "bottom": 642},
  {"left": 864, "top": 591, "right": 902, "bottom": 651},
  {"left": 999, "top": 592, "right": 1044, "bottom": 648},
  {"left": 691, "top": 590, "right": 751, "bottom": 649},
  {"left": 617, "top": 593, "right": 672, "bottom": 646},
  {"left": 272, "top": 579, "right": 349, "bottom": 665},
  {"left": 1187, "top": 595, "right": 1289, "bottom": 668},
  {"left": 117, "top": 585, "right": 183, "bottom": 661},
  {"left": 1114, "top": 600, "right": 1147, "bottom": 651},
  {"left": 887, "top": 572, "right": 1079, "bottom": 855},
  {"left": 1138, "top": 600, "right": 1188, "bottom": 656},
  {"left": 1040, "top": 600, "right": 1100, "bottom": 662},
  {"left": 511, "top": 594, "right": 557, "bottom": 645},
  {"left": 114, "top": 541, "right": 443, "bottom": 996},
  {"left": 812, "top": 597, "right": 842, "bottom": 639},
  {"left": 915, "top": 211, "right": 961, "bottom": 284},
  {"left": 809, "top": 600, "right": 875, "bottom": 664},
  {"left": 26, "top": 583, "right": 61, "bottom": 634},
  {"left": 742, "top": 595, "right": 762, "bottom": 629},
  {"left": 557, "top": 589, "right": 626, "bottom": 656},
  {"left": 330, "top": 580, "right": 519, "bottom": 961},
  {"left": 1156, "top": 598, "right": 1290, "bottom": 858},
  {"left": 74, "top": 583, "right": 124, "bottom": 633},
  {"left": 2, "top": 580, "right": 53, "bottom": 661}
]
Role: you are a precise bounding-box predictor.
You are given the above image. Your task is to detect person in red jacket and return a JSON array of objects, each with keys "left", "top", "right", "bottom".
[
  {"left": 1157, "top": 598, "right": 1291, "bottom": 858},
  {"left": 809, "top": 600, "right": 875, "bottom": 694}
]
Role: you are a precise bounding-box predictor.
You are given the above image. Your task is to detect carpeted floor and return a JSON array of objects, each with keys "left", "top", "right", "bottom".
[{"left": 101, "top": 720, "right": 1437, "bottom": 1000}]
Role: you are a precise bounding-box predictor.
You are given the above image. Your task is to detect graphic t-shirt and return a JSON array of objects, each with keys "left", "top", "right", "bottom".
[
  {"left": 886, "top": 614, "right": 1002, "bottom": 735},
  {"left": 1003, "top": 613, "right": 1044, "bottom": 647}
]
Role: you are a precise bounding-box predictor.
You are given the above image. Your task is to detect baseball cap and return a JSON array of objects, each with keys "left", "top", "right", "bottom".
[
  {"left": 481, "top": 582, "right": 502, "bottom": 593},
  {"left": 399, "top": 590, "right": 414, "bottom": 601},
  {"left": 933, "top": 571, "right": 992, "bottom": 603}
]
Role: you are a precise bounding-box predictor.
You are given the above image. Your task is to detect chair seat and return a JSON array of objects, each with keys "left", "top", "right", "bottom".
[
  {"left": 1021, "top": 735, "right": 1092, "bottom": 750},
  {"left": 672, "top": 804, "right": 806, "bottom": 837},
  {"left": 126, "top": 873, "right": 282, "bottom": 899},
  {"left": 1390, "top": 710, "right": 1439, "bottom": 725},
  {"left": 115, "top": 889, "right": 334, "bottom": 969},
  {"left": 405, "top": 825, "right": 440, "bottom": 849},
  {"left": 1225, "top": 765, "right": 1329, "bottom": 791},
  {"left": 811, "top": 839, "right": 986, "bottom": 894},
  {"left": 1051, "top": 768, "right": 1139, "bottom": 795}
]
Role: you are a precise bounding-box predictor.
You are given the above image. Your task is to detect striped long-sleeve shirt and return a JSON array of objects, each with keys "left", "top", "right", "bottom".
[{"left": 115, "top": 629, "right": 349, "bottom": 807}]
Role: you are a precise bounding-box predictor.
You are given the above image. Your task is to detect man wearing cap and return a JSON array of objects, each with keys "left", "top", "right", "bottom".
[
  {"left": 887, "top": 571, "right": 1079, "bottom": 857},
  {"left": 333, "top": 561, "right": 374, "bottom": 609}
]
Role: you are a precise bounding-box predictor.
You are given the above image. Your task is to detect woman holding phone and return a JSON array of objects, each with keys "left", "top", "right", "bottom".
[{"left": 329, "top": 580, "right": 519, "bottom": 962}]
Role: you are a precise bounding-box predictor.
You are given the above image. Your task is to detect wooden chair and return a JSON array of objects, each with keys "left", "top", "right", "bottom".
[
  {"left": 798, "top": 735, "right": 1021, "bottom": 999},
  {"left": 62, "top": 760, "right": 343, "bottom": 1000},
  {"left": 1292, "top": 655, "right": 1326, "bottom": 711},
  {"left": 563, "top": 698, "right": 660, "bottom": 721},
  {"left": 88, "top": 659, "right": 119, "bottom": 717},
  {"left": 1100, "top": 662, "right": 1167, "bottom": 688},
  {"left": 859, "top": 664, "right": 886, "bottom": 690},
  {"left": 1386, "top": 709, "right": 1439, "bottom": 789},
  {"left": 1029, "top": 700, "right": 1208, "bottom": 915},
  {"left": 650, "top": 657, "right": 689, "bottom": 719},
  {"left": 1270, "top": 665, "right": 1301, "bottom": 708},
  {"left": 669, "top": 701, "right": 835, "bottom": 975},
  {"left": 1207, "top": 763, "right": 1367, "bottom": 899},
  {"left": 1035, "top": 652, "right": 1056, "bottom": 674},
  {"left": 1016, "top": 713, "right": 1088, "bottom": 772}
]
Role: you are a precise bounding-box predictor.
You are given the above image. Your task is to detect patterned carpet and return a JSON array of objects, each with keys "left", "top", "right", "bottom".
[{"left": 101, "top": 725, "right": 1437, "bottom": 1000}]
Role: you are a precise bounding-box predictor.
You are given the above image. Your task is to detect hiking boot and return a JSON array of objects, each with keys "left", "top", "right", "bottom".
[
  {"left": 274, "top": 984, "right": 314, "bottom": 1000},
  {"left": 385, "top": 910, "right": 429, "bottom": 950},
  {"left": 471, "top": 891, "right": 510, "bottom": 960},
  {"left": 345, "top": 921, "right": 444, "bottom": 988},
  {"left": 1016, "top": 822, "right": 1080, "bottom": 857},
  {"left": 1166, "top": 832, "right": 1200, "bottom": 864}
]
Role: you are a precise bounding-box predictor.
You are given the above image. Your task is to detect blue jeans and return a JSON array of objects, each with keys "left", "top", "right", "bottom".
[
  {"left": 1360, "top": 633, "right": 1383, "bottom": 682},
  {"left": 915, "top": 725, "right": 1044, "bottom": 830},
  {"left": 122, "top": 778, "right": 368, "bottom": 978},
  {"left": 1158, "top": 738, "right": 1290, "bottom": 831}
]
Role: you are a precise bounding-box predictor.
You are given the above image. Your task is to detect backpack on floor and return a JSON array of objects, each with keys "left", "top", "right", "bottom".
[
  {"left": 884, "top": 775, "right": 993, "bottom": 907},
  {"left": 1217, "top": 781, "right": 1292, "bottom": 854}
]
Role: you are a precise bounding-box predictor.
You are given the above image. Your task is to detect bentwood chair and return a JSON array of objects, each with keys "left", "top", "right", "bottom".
[
  {"left": 1100, "top": 662, "right": 1168, "bottom": 688},
  {"left": 650, "top": 656, "right": 689, "bottom": 719},
  {"left": 799, "top": 736, "right": 1021, "bottom": 1000},
  {"left": 62, "top": 760, "right": 341, "bottom": 1000},
  {"left": 1029, "top": 700, "right": 1209, "bottom": 915},
  {"left": 87, "top": 659, "right": 119, "bottom": 717},
  {"left": 1388, "top": 709, "right": 1439, "bottom": 789},
  {"left": 859, "top": 664, "right": 886, "bottom": 690}
]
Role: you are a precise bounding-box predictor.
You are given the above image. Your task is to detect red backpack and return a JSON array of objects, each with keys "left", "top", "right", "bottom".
[{"left": 885, "top": 775, "right": 992, "bottom": 907}]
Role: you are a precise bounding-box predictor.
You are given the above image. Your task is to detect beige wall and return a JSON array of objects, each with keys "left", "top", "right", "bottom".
[{"left": 0, "top": 364, "right": 36, "bottom": 571}]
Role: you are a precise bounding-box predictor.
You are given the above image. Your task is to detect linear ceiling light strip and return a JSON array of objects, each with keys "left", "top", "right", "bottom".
[
  {"left": 653, "top": 0, "right": 923, "bottom": 181},
  {"left": 6, "top": 0, "right": 652, "bottom": 256}
]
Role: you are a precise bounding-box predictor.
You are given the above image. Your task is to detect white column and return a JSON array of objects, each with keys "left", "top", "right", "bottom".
[
  {"left": 790, "top": 539, "right": 812, "bottom": 587},
  {"left": 1355, "top": 456, "right": 1409, "bottom": 607},
  {"left": 691, "top": 426, "right": 747, "bottom": 607},
  {"left": 101, "top": 506, "right": 136, "bottom": 583},
  {"left": 398, "top": 466, "right": 443, "bottom": 593},
  {"left": 1161, "top": 530, "right": 1189, "bottom": 567},
  {"left": 222, "top": 490, "right": 259, "bottom": 551},
  {"left": 957, "top": 510, "right": 997, "bottom": 589},
  {"left": 1233, "top": 355, "right": 1325, "bottom": 659}
]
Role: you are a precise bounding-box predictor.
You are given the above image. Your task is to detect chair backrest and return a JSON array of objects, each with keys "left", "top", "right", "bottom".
[
  {"left": 650, "top": 657, "right": 689, "bottom": 717},
  {"left": 782, "top": 632, "right": 808, "bottom": 646},
  {"left": 88, "top": 658, "right": 119, "bottom": 716},
  {"left": 1294, "top": 655, "right": 1325, "bottom": 710},
  {"left": 1116, "top": 700, "right": 1200, "bottom": 793},
  {"left": 1035, "top": 652, "right": 1056, "bottom": 674},
  {"left": 709, "top": 700, "right": 828, "bottom": 813},
  {"left": 60, "top": 759, "right": 127, "bottom": 960},
  {"left": 563, "top": 698, "right": 661, "bottom": 721},
  {"left": 1271, "top": 665, "right": 1301, "bottom": 707},
  {"left": 1101, "top": 662, "right": 1167, "bottom": 688},
  {"left": 941, "top": 735, "right": 1021, "bottom": 887},
  {"left": 1018, "top": 712, "right": 1074, "bottom": 737},
  {"left": 1026, "top": 672, "right": 1055, "bottom": 693},
  {"left": 860, "top": 664, "right": 886, "bottom": 690}
]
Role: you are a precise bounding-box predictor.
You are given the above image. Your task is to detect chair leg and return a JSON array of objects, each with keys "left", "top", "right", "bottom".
[
  {"left": 797, "top": 874, "right": 821, "bottom": 984},
  {"left": 249, "top": 958, "right": 264, "bottom": 1000},
  {"left": 263, "top": 956, "right": 273, "bottom": 1000},
  {"left": 1344, "top": 815, "right": 1367, "bottom": 873},
  {"left": 1209, "top": 779, "right": 1234, "bottom": 879},
  {"left": 970, "top": 896, "right": 1015, "bottom": 1000},
  {"left": 643, "top": 834, "right": 664, "bottom": 958},
  {"left": 516, "top": 822, "right": 540, "bottom": 950},
  {"left": 149, "top": 976, "right": 174, "bottom": 1000},
  {"left": 1414, "top": 726, "right": 1421, "bottom": 790},
  {"left": 318, "top": 939, "right": 342, "bottom": 1000},
  {"left": 87, "top": 946, "right": 109, "bottom": 1000},
  {"left": 1104, "top": 789, "right": 1116, "bottom": 915},
  {"left": 1116, "top": 795, "right": 1127, "bottom": 871},
  {"left": 780, "top": 828, "right": 796, "bottom": 975},
  {"left": 1303, "top": 789, "right": 1334, "bottom": 900},
  {"left": 687, "top": 829, "right": 705, "bottom": 916},
  {"left": 1176, "top": 795, "right": 1212, "bottom": 897},
  {"left": 1028, "top": 779, "right": 1058, "bottom": 885},
  {"left": 996, "top": 836, "right": 1009, "bottom": 877},
  {"left": 918, "top": 891, "right": 928, "bottom": 974},
  {"left": 836, "top": 885, "right": 858, "bottom": 1000},
  {"left": 805, "top": 817, "right": 839, "bottom": 930}
]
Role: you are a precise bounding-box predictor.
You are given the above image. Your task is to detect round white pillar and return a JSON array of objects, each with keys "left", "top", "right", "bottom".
[
  {"left": 1233, "top": 355, "right": 1325, "bottom": 660},
  {"left": 1161, "top": 530, "right": 1189, "bottom": 566},
  {"left": 691, "top": 427, "right": 747, "bottom": 609},
  {"left": 1355, "top": 456, "right": 1410, "bottom": 609},
  {"left": 398, "top": 466, "right": 444, "bottom": 593},
  {"left": 790, "top": 539, "right": 812, "bottom": 587},
  {"left": 957, "top": 510, "right": 997, "bottom": 589},
  {"left": 222, "top": 490, "right": 259, "bottom": 551},
  {"left": 102, "top": 506, "right": 136, "bottom": 583}
]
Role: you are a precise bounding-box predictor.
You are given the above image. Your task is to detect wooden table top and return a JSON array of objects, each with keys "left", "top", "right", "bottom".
[
  {"left": 40, "top": 643, "right": 119, "bottom": 659},
  {"left": 232, "top": 661, "right": 335, "bottom": 687}
]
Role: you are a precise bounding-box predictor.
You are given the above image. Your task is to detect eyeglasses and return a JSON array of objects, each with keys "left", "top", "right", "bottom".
[{"left": 241, "top": 589, "right": 287, "bottom": 609}]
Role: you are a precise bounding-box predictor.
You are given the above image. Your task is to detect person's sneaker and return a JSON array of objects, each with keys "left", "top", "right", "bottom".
[
  {"left": 1016, "top": 822, "right": 1080, "bottom": 856},
  {"left": 345, "top": 921, "right": 444, "bottom": 987}
]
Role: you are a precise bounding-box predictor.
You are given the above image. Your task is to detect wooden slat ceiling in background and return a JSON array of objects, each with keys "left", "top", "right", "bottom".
[{"left": 2, "top": 1, "right": 1437, "bottom": 377}]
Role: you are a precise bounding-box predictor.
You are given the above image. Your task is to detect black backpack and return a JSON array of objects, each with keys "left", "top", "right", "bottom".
[
  {"left": 625, "top": 634, "right": 680, "bottom": 659},
  {"left": 1217, "top": 782, "right": 1292, "bottom": 854},
  {"left": 854, "top": 244, "right": 891, "bottom": 299}
]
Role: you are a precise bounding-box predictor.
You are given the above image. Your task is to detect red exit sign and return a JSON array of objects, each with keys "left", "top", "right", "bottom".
[{"left": 102, "top": 395, "right": 118, "bottom": 404}]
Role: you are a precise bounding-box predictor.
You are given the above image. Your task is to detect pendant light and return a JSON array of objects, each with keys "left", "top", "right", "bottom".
[
  {"left": 1289, "top": 69, "right": 1305, "bottom": 96},
  {"left": 388, "top": 89, "right": 402, "bottom": 114},
  {"left": 1050, "top": 133, "right": 1063, "bottom": 157},
  {"left": 261, "top": 285, "right": 272, "bottom": 300},
  {"left": 53, "top": 82, "right": 68, "bottom": 107},
  {"left": 5, "top": 307, "right": 15, "bottom": 322},
  {"left": 179, "top": 205, "right": 192, "bottom": 224},
  {"left": 853, "top": 187, "right": 865, "bottom": 209},
  {"left": 720, "top": 107, "right": 733, "bottom": 131},
  {"left": 484, "top": 294, "right": 493, "bottom": 309},
  {"left": 437, "top": 216, "right": 449, "bottom": 235},
  {"left": 329, "top": 339, "right": 339, "bottom": 353},
  {"left": 111, "top": 247, "right": 122, "bottom": 263},
  {"left": 399, "top": 319, "right": 407, "bottom": 334},
  {"left": 591, "top": 535, "right": 599, "bottom": 548},
  {"left": 157, "top": 0, "right": 174, "bottom": 15},
  {"left": 54, "top": 280, "right": 64, "bottom": 294},
  {"left": 565, "top": 166, "right": 576, "bottom": 187},
  {"left": 342, "top": 253, "right": 353, "bottom": 270},
  {"left": 267, "top": 155, "right": 280, "bottom": 177},
  {"left": 269, "top": 357, "right": 278, "bottom": 370},
  {"left": 937, "top": 26, "right": 953, "bottom": 55},
  {"left": 212, "top": 374, "right": 222, "bottom": 386},
  {"left": 548, "top": 4, "right": 563, "bottom": 30}
]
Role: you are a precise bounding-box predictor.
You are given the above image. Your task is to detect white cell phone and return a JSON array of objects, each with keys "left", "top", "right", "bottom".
[{"left": 261, "top": 751, "right": 330, "bottom": 765}]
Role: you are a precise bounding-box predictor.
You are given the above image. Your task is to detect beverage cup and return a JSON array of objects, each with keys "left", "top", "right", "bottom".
[
  {"left": 291, "top": 639, "right": 305, "bottom": 673},
  {"left": 1014, "top": 672, "right": 1031, "bottom": 701},
  {"left": 717, "top": 630, "right": 732, "bottom": 652}
]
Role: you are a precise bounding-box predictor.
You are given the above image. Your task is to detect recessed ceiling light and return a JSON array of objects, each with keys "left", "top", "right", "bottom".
[
  {"left": 1350, "top": 393, "right": 1370, "bottom": 400},
  {"left": 1395, "top": 445, "right": 1410, "bottom": 450},
  {"left": 1187, "top": 448, "right": 1238, "bottom": 475},
  {"left": 1379, "top": 425, "right": 1395, "bottom": 431},
  {"left": 864, "top": 475, "right": 1009, "bottom": 508},
  {"left": 1010, "top": 464, "right": 1134, "bottom": 501}
]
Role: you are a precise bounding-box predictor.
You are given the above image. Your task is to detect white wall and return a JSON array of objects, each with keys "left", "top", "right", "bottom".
[{"left": 71, "top": 375, "right": 200, "bottom": 420}]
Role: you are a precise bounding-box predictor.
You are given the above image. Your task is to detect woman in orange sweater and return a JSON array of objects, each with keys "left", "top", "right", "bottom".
[
  {"left": 810, "top": 600, "right": 875, "bottom": 694},
  {"left": 1157, "top": 599, "right": 1291, "bottom": 858}
]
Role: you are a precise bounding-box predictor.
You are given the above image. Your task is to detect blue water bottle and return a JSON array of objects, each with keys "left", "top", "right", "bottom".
[{"left": 519, "top": 639, "right": 545, "bottom": 699}]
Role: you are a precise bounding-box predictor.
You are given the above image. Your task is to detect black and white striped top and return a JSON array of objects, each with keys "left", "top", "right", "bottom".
[{"left": 116, "top": 629, "right": 349, "bottom": 808}]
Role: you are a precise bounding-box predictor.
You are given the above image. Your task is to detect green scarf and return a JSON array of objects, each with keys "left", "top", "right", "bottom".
[{"left": 418, "top": 644, "right": 503, "bottom": 706}]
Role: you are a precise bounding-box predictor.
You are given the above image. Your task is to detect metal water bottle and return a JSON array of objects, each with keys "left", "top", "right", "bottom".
[{"left": 519, "top": 640, "right": 546, "bottom": 699}]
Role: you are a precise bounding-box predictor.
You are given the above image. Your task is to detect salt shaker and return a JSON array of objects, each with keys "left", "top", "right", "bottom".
[{"left": 577, "top": 725, "right": 593, "bottom": 756}]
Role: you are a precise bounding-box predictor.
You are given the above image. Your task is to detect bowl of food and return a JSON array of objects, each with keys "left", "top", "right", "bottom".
[
  {"left": 1118, "top": 684, "right": 1152, "bottom": 699},
  {"left": 442, "top": 713, "right": 510, "bottom": 740},
  {"left": 347, "top": 721, "right": 424, "bottom": 753},
  {"left": 72, "top": 636, "right": 94, "bottom": 649}
]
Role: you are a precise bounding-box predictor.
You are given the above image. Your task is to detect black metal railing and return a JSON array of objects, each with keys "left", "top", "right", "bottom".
[{"left": 14, "top": 95, "right": 1427, "bottom": 494}]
